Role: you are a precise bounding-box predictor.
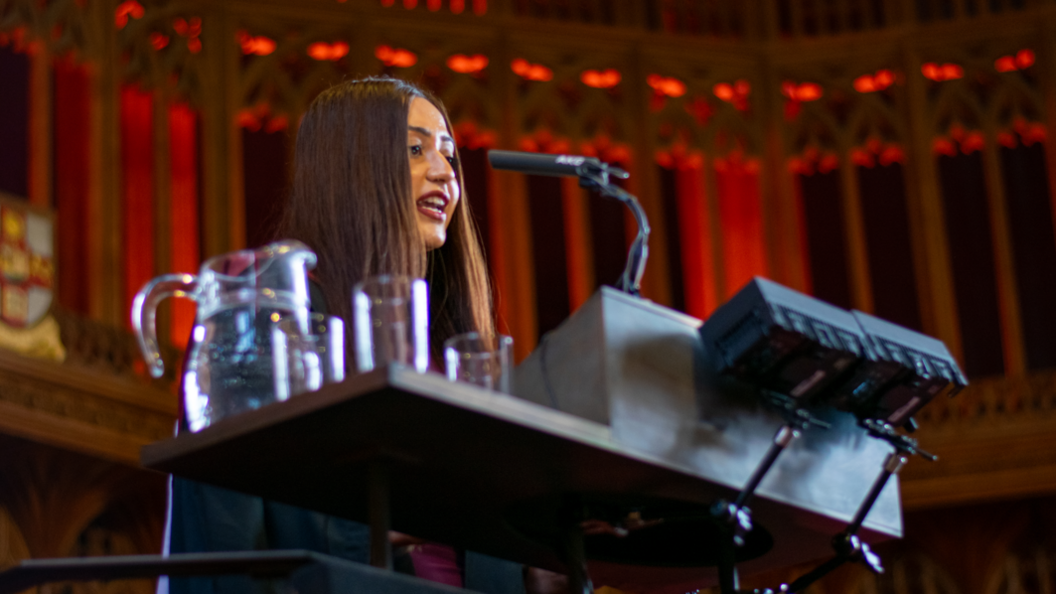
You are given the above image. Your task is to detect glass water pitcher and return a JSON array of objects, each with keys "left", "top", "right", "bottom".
[{"left": 132, "top": 240, "right": 317, "bottom": 432}]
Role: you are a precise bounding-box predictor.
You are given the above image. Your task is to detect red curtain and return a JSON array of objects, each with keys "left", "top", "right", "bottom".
[
  {"left": 54, "top": 58, "right": 91, "bottom": 314},
  {"left": 561, "top": 176, "right": 591, "bottom": 312},
  {"left": 169, "top": 102, "right": 199, "bottom": 347},
  {"left": 0, "top": 44, "right": 29, "bottom": 198},
  {"left": 674, "top": 158, "right": 717, "bottom": 318},
  {"left": 715, "top": 156, "right": 767, "bottom": 299},
  {"left": 120, "top": 85, "right": 155, "bottom": 326}
]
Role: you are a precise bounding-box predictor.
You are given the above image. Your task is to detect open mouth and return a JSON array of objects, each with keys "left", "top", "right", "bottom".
[{"left": 416, "top": 192, "right": 449, "bottom": 221}]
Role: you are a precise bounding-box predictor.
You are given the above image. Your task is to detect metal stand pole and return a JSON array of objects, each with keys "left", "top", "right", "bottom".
[
  {"left": 736, "top": 425, "right": 800, "bottom": 509},
  {"left": 717, "top": 537, "right": 740, "bottom": 594},
  {"left": 710, "top": 395, "right": 833, "bottom": 594},
  {"left": 848, "top": 453, "right": 907, "bottom": 535},
  {"left": 712, "top": 423, "right": 806, "bottom": 594},
  {"left": 785, "top": 452, "right": 908, "bottom": 593}
]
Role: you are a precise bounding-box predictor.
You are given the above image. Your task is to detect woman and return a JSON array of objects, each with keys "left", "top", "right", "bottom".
[
  {"left": 283, "top": 75, "right": 502, "bottom": 587},
  {"left": 167, "top": 77, "right": 541, "bottom": 594},
  {"left": 281, "top": 76, "right": 493, "bottom": 364}
]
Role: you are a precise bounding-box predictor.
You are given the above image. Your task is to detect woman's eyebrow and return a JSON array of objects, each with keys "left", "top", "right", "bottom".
[{"left": 409, "top": 125, "right": 454, "bottom": 144}]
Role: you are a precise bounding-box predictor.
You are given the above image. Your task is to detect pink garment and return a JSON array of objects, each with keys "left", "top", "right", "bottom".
[{"left": 407, "top": 542, "right": 464, "bottom": 587}]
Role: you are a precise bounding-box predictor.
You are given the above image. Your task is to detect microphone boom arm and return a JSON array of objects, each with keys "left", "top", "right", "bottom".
[
  {"left": 485, "top": 150, "right": 651, "bottom": 297},
  {"left": 574, "top": 162, "right": 650, "bottom": 297}
]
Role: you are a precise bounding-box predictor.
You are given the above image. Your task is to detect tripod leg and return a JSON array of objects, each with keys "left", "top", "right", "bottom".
[
  {"left": 735, "top": 425, "right": 800, "bottom": 509},
  {"left": 786, "top": 454, "right": 908, "bottom": 591},
  {"left": 847, "top": 453, "right": 907, "bottom": 536}
]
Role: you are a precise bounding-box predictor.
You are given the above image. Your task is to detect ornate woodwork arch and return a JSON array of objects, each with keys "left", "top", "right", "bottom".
[
  {"left": 236, "top": 19, "right": 364, "bottom": 119},
  {"left": 437, "top": 70, "right": 500, "bottom": 131},
  {"left": 846, "top": 91, "right": 907, "bottom": 148},
  {"left": 707, "top": 110, "right": 760, "bottom": 156},
  {"left": 788, "top": 104, "right": 843, "bottom": 157},
  {"left": 0, "top": 0, "right": 99, "bottom": 59},
  {"left": 642, "top": 51, "right": 763, "bottom": 153},
  {"left": 931, "top": 82, "right": 987, "bottom": 136},
  {"left": 511, "top": 46, "right": 630, "bottom": 142},
  {"left": 987, "top": 77, "right": 1044, "bottom": 129},
  {"left": 118, "top": 0, "right": 208, "bottom": 104}
]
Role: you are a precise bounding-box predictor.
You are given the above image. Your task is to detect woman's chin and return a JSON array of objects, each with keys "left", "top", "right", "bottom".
[{"left": 422, "top": 230, "right": 447, "bottom": 251}]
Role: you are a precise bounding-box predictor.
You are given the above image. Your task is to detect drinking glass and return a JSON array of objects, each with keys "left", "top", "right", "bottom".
[
  {"left": 353, "top": 275, "right": 429, "bottom": 373},
  {"left": 444, "top": 332, "right": 513, "bottom": 393},
  {"left": 311, "top": 313, "right": 347, "bottom": 384},
  {"left": 276, "top": 313, "right": 346, "bottom": 396}
]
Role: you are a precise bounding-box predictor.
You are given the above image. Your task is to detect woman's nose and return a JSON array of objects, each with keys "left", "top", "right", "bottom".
[{"left": 428, "top": 155, "right": 455, "bottom": 181}]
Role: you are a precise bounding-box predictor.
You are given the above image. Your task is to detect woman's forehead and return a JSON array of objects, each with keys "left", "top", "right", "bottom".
[{"left": 408, "top": 97, "right": 453, "bottom": 142}]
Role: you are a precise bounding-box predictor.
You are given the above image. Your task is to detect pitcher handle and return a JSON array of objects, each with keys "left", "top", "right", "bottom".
[{"left": 131, "top": 273, "right": 199, "bottom": 378}]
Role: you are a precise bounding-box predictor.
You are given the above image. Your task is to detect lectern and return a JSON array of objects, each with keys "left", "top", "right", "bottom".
[{"left": 514, "top": 287, "right": 901, "bottom": 587}]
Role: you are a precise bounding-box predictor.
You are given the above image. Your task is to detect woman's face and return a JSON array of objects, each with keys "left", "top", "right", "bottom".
[{"left": 408, "top": 97, "right": 460, "bottom": 250}]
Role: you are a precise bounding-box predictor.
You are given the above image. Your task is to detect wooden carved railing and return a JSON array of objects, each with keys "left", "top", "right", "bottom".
[
  {"left": 901, "top": 371, "right": 1056, "bottom": 509},
  {"left": 53, "top": 308, "right": 181, "bottom": 388},
  {"left": 0, "top": 311, "right": 178, "bottom": 467}
]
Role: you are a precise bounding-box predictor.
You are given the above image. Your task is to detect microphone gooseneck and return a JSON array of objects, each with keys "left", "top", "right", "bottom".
[{"left": 487, "top": 149, "right": 647, "bottom": 297}]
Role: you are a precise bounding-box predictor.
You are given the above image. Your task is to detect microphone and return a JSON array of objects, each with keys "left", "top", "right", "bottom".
[
  {"left": 488, "top": 148, "right": 646, "bottom": 296},
  {"left": 487, "top": 150, "right": 628, "bottom": 179}
]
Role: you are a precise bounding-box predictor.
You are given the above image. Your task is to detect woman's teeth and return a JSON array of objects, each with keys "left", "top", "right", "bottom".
[{"left": 418, "top": 197, "right": 446, "bottom": 214}]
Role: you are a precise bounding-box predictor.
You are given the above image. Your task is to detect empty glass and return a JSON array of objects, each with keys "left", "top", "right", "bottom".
[
  {"left": 276, "top": 313, "right": 346, "bottom": 396},
  {"left": 311, "top": 313, "right": 347, "bottom": 384},
  {"left": 353, "top": 275, "right": 429, "bottom": 373},
  {"left": 444, "top": 333, "right": 513, "bottom": 393}
]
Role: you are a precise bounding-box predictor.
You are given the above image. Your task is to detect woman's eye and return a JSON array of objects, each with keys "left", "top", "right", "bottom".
[
  {"left": 446, "top": 155, "right": 459, "bottom": 168},
  {"left": 409, "top": 145, "right": 422, "bottom": 156}
]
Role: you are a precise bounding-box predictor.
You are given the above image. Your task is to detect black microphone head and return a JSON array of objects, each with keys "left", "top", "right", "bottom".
[{"left": 487, "top": 149, "right": 604, "bottom": 178}]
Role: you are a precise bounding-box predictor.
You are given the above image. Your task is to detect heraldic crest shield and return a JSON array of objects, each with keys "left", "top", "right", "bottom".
[{"left": 0, "top": 193, "right": 63, "bottom": 361}]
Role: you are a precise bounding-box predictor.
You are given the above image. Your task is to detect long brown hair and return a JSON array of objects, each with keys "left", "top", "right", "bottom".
[{"left": 278, "top": 76, "right": 494, "bottom": 360}]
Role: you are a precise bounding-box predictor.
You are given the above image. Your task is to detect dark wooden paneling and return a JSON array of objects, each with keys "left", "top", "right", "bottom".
[
  {"left": 526, "top": 174, "right": 568, "bottom": 338},
  {"left": 799, "top": 170, "right": 853, "bottom": 310},
  {"left": 938, "top": 151, "right": 1004, "bottom": 377},
  {"left": 858, "top": 163, "right": 923, "bottom": 332},
  {"left": 0, "top": 46, "right": 29, "bottom": 198},
  {"left": 588, "top": 186, "right": 628, "bottom": 290},
  {"left": 458, "top": 146, "right": 491, "bottom": 267},
  {"left": 1001, "top": 142, "right": 1056, "bottom": 371},
  {"left": 657, "top": 165, "right": 686, "bottom": 313},
  {"left": 242, "top": 128, "right": 289, "bottom": 249}
]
